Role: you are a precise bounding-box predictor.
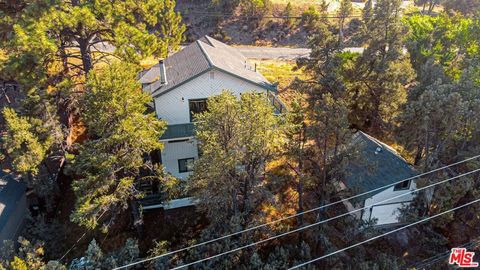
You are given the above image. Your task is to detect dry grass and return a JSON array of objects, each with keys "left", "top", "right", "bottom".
[
  {"left": 254, "top": 59, "right": 307, "bottom": 104},
  {"left": 255, "top": 59, "right": 304, "bottom": 90}
]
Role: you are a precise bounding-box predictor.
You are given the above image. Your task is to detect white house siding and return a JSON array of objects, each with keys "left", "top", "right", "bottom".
[
  {"left": 161, "top": 138, "right": 199, "bottom": 179},
  {"left": 362, "top": 180, "right": 417, "bottom": 226},
  {"left": 154, "top": 70, "right": 270, "bottom": 124}
]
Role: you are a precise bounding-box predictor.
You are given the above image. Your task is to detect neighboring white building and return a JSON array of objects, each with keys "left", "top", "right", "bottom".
[
  {"left": 0, "top": 172, "right": 27, "bottom": 247},
  {"left": 139, "top": 36, "right": 284, "bottom": 180},
  {"left": 339, "top": 131, "right": 418, "bottom": 227}
]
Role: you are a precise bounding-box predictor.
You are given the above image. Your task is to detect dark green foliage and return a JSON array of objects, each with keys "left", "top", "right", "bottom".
[
  {"left": 68, "top": 63, "right": 171, "bottom": 229},
  {"left": 190, "top": 91, "right": 285, "bottom": 231},
  {"left": 0, "top": 237, "right": 66, "bottom": 270},
  {"left": 69, "top": 238, "right": 140, "bottom": 269}
]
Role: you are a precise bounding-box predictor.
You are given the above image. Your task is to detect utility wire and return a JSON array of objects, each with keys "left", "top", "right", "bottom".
[
  {"left": 113, "top": 162, "right": 480, "bottom": 270},
  {"left": 289, "top": 197, "right": 480, "bottom": 269},
  {"left": 181, "top": 12, "right": 363, "bottom": 19},
  {"left": 402, "top": 237, "right": 480, "bottom": 270},
  {"left": 112, "top": 155, "right": 480, "bottom": 269},
  {"left": 164, "top": 168, "right": 480, "bottom": 270},
  {"left": 59, "top": 210, "right": 107, "bottom": 262}
]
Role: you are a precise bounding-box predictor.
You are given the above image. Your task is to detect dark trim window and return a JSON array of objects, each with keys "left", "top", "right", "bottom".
[
  {"left": 189, "top": 99, "right": 208, "bottom": 122},
  {"left": 393, "top": 180, "right": 410, "bottom": 191},
  {"left": 178, "top": 158, "right": 195, "bottom": 173}
]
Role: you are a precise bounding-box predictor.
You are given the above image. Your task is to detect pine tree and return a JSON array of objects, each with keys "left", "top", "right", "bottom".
[
  {"left": 442, "top": 0, "right": 480, "bottom": 16},
  {"left": 68, "top": 63, "right": 168, "bottom": 229},
  {"left": 0, "top": 0, "right": 186, "bottom": 216},
  {"left": 2, "top": 0, "right": 185, "bottom": 77},
  {"left": 283, "top": 2, "right": 295, "bottom": 28},
  {"left": 337, "top": 0, "right": 353, "bottom": 43},
  {"left": 0, "top": 237, "right": 65, "bottom": 270},
  {"left": 1, "top": 106, "right": 62, "bottom": 205},
  {"left": 186, "top": 91, "right": 286, "bottom": 268},
  {"left": 190, "top": 91, "right": 285, "bottom": 231},
  {"left": 294, "top": 22, "right": 351, "bottom": 203},
  {"left": 347, "top": 0, "right": 415, "bottom": 134}
]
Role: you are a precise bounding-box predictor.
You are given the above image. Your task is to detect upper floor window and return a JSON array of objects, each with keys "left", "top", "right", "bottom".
[
  {"left": 393, "top": 180, "right": 410, "bottom": 191},
  {"left": 189, "top": 99, "right": 207, "bottom": 122}
]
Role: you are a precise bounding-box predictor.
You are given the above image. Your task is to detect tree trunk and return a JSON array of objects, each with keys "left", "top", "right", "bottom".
[
  {"left": 414, "top": 143, "right": 424, "bottom": 166},
  {"left": 424, "top": 126, "right": 430, "bottom": 171},
  {"left": 78, "top": 38, "right": 93, "bottom": 75}
]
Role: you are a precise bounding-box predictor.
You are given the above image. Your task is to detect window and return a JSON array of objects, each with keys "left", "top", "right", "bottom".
[
  {"left": 189, "top": 99, "right": 208, "bottom": 122},
  {"left": 393, "top": 180, "right": 410, "bottom": 191},
  {"left": 210, "top": 71, "right": 215, "bottom": 80},
  {"left": 178, "top": 158, "right": 195, "bottom": 173}
]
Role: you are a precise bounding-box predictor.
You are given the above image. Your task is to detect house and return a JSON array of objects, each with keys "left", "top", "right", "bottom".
[
  {"left": 0, "top": 172, "right": 27, "bottom": 247},
  {"left": 339, "top": 131, "right": 418, "bottom": 226},
  {"left": 139, "top": 35, "right": 285, "bottom": 180}
]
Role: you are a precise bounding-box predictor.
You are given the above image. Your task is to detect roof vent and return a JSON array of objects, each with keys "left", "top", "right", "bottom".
[
  {"left": 159, "top": 59, "right": 168, "bottom": 85},
  {"left": 374, "top": 147, "right": 382, "bottom": 155}
]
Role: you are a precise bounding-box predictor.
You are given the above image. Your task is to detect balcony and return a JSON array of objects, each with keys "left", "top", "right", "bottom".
[
  {"left": 267, "top": 91, "right": 287, "bottom": 114},
  {"left": 160, "top": 123, "right": 195, "bottom": 140}
]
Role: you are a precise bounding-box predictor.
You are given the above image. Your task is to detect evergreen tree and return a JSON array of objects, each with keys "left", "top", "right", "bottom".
[
  {"left": 414, "top": 0, "right": 442, "bottom": 13},
  {"left": 337, "top": 0, "right": 353, "bottom": 43},
  {"left": 442, "top": 0, "right": 480, "bottom": 17},
  {"left": 68, "top": 63, "right": 168, "bottom": 229},
  {"left": 347, "top": 0, "right": 415, "bottom": 134},
  {"left": 186, "top": 91, "right": 286, "bottom": 268},
  {"left": 283, "top": 2, "right": 295, "bottom": 28},
  {"left": 396, "top": 10, "right": 480, "bottom": 262},
  {"left": 190, "top": 91, "right": 285, "bottom": 231},
  {"left": 294, "top": 22, "right": 351, "bottom": 201},
  {"left": 1, "top": 106, "right": 63, "bottom": 206},
  {"left": 0, "top": 0, "right": 185, "bottom": 216},
  {"left": 240, "top": 0, "right": 273, "bottom": 27},
  {"left": 1, "top": 0, "right": 185, "bottom": 77},
  {"left": 0, "top": 237, "right": 66, "bottom": 270}
]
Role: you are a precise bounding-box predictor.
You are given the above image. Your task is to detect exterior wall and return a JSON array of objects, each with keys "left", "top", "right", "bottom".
[
  {"left": 362, "top": 180, "right": 417, "bottom": 226},
  {"left": 154, "top": 70, "right": 270, "bottom": 125},
  {"left": 161, "top": 138, "right": 199, "bottom": 179},
  {"left": 155, "top": 70, "right": 270, "bottom": 179}
]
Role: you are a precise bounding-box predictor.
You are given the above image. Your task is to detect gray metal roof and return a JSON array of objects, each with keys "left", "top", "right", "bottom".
[
  {"left": 343, "top": 131, "right": 417, "bottom": 198},
  {"left": 0, "top": 172, "right": 26, "bottom": 231},
  {"left": 139, "top": 36, "right": 275, "bottom": 97}
]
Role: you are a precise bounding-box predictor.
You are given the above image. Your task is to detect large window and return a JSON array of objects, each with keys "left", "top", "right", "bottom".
[
  {"left": 393, "top": 180, "right": 410, "bottom": 191},
  {"left": 178, "top": 158, "right": 195, "bottom": 173},
  {"left": 189, "top": 99, "right": 207, "bottom": 122}
]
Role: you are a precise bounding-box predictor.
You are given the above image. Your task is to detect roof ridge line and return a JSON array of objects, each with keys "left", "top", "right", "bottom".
[
  {"left": 203, "top": 35, "right": 215, "bottom": 47},
  {"left": 196, "top": 40, "right": 214, "bottom": 68}
]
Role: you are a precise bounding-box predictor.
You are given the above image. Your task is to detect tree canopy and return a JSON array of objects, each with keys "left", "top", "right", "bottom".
[{"left": 68, "top": 63, "right": 169, "bottom": 229}]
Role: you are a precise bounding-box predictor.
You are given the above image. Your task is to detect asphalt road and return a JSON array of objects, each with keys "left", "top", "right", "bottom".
[{"left": 91, "top": 41, "right": 365, "bottom": 60}]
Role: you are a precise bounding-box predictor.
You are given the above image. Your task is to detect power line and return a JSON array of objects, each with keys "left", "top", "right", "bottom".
[
  {"left": 181, "top": 12, "right": 363, "bottom": 19},
  {"left": 113, "top": 163, "right": 480, "bottom": 270},
  {"left": 112, "top": 155, "right": 480, "bottom": 269},
  {"left": 164, "top": 168, "right": 480, "bottom": 270},
  {"left": 402, "top": 237, "right": 480, "bottom": 270},
  {"left": 111, "top": 155, "right": 480, "bottom": 269},
  {"left": 59, "top": 210, "right": 107, "bottom": 262},
  {"left": 289, "top": 197, "right": 480, "bottom": 269}
]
